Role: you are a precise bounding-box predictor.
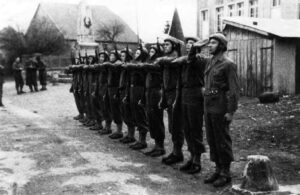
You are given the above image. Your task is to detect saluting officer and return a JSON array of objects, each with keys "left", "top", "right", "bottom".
[
  {"left": 202, "top": 33, "right": 240, "bottom": 187},
  {"left": 169, "top": 37, "right": 207, "bottom": 174}
]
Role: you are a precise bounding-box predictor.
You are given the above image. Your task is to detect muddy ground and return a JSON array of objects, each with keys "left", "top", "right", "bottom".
[{"left": 0, "top": 80, "right": 299, "bottom": 195}]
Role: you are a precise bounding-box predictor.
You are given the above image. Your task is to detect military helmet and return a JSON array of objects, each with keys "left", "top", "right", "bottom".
[
  {"left": 209, "top": 33, "right": 228, "bottom": 49},
  {"left": 185, "top": 36, "right": 200, "bottom": 43},
  {"left": 121, "top": 47, "right": 133, "bottom": 61},
  {"left": 164, "top": 35, "right": 181, "bottom": 45}
]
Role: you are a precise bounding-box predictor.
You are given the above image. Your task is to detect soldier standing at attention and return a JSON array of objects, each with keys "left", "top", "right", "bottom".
[
  {"left": 202, "top": 33, "right": 239, "bottom": 187},
  {"left": 12, "top": 57, "right": 25, "bottom": 94},
  {"left": 115, "top": 47, "right": 136, "bottom": 142},
  {"left": 142, "top": 43, "right": 165, "bottom": 157},
  {"left": 36, "top": 56, "right": 47, "bottom": 91},
  {"left": 156, "top": 36, "right": 184, "bottom": 165},
  {"left": 168, "top": 37, "right": 207, "bottom": 174},
  {"left": 0, "top": 64, "right": 4, "bottom": 106},
  {"left": 89, "top": 51, "right": 107, "bottom": 131},
  {"left": 126, "top": 46, "right": 149, "bottom": 150},
  {"left": 85, "top": 56, "right": 97, "bottom": 128},
  {"left": 96, "top": 51, "right": 113, "bottom": 134},
  {"left": 100, "top": 49, "right": 123, "bottom": 135},
  {"left": 69, "top": 58, "right": 85, "bottom": 121}
]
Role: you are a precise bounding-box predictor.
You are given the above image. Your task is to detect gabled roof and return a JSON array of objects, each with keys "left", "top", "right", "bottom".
[
  {"left": 30, "top": 2, "right": 138, "bottom": 43},
  {"left": 223, "top": 17, "right": 300, "bottom": 38}
]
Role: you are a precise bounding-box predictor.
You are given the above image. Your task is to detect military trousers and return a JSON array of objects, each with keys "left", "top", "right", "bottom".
[
  {"left": 120, "top": 89, "right": 135, "bottom": 128},
  {"left": 165, "top": 90, "right": 184, "bottom": 152},
  {"left": 108, "top": 87, "right": 122, "bottom": 125},
  {"left": 14, "top": 72, "right": 24, "bottom": 91},
  {"left": 130, "top": 86, "right": 148, "bottom": 134},
  {"left": 91, "top": 89, "right": 103, "bottom": 123},
  {"left": 204, "top": 112, "right": 234, "bottom": 165},
  {"left": 146, "top": 88, "right": 165, "bottom": 143},
  {"left": 182, "top": 88, "right": 206, "bottom": 156},
  {"left": 0, "top": 82, "right": 3, "bottom": 98},
  {"left": 79, "top": 92, "right": 87, "bottom": 115},
  {"left": 73, "top": 91, "right": 84, "bottom": 115},
  {"left": 98, "top": 85, "right": 112, "bottom": 124}
]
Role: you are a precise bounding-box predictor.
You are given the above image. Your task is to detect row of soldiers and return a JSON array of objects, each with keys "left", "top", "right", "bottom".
[
  {"left": 12, "top": 55, "right": 47, "bottom": 94},
  {"left": 68, "top": 33, "right": 240, "bottom": 187}
]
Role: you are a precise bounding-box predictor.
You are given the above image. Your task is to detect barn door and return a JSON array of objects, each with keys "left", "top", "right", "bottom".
[{"left": 260, "top": 46, "right": 273, "bottom": 93}]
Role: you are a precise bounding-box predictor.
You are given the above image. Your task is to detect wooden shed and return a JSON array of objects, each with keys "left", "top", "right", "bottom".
[{"left": 223, "top": 17, "right": 300, "bottom": 97}]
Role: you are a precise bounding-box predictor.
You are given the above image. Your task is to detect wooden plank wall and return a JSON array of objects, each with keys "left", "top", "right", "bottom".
[{"left": 225, "top": 26, "right": 273, "bottom": 97}]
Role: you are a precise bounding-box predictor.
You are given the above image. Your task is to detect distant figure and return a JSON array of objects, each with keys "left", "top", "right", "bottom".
[
  {"left": 0, "top": 64, "right": 4, "bottom": 106},
  {"left": 25, "top": 57, "right": 38, "bottom": 92},
  {"left": 12, "top": 57, "right": 25, "bottom": 94},
  {"left": 36, "top": 56, "right": 47, "bottom": 90}
]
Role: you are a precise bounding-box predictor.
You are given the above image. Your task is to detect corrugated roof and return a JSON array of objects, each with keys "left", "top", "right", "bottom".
[
  {"left": 33, "top": 2, "right": 138, "bottom": 43},
  {"left": 223, "top": 17, "right": 300, "bottom": 38}
]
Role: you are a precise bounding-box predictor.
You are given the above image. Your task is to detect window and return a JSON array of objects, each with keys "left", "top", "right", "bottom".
[
  {"left": 201, "top": 10, "right": 209, "bottom": 39},
  {"left": 273, "top": 0, "right": 281, "bottom": 7},
  {"left": 202, "top": 10, "right": 208, "bottom": 21},
  {"left": 249, "top": 0, "right": 258, "bottom": 17},
  {"left": 216, "top": 0, "right": 224, "bottom": 5},
  {"left": 216, "top": 7, "right": 224, "bottom": 32},
  {"left": 237, "top": 2, "right": 244, "bottom": 16},
  {"left": 228, "top": 4, "right": 235, "bottom": 16}
]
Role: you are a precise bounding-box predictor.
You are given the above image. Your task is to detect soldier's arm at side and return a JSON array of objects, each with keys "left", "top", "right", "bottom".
[{"left": 226, "top": 62, "right": 240, "bottom": 114}]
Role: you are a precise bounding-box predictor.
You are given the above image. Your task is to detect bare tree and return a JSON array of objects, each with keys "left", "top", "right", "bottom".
[
  {"left": 0, "top": 26, "right": 26, "bottom": 72},
  {"left": 25, "top": 17, "right": 69, "bottom": 54},
  {"left": 97, "top": 20, "right": 125, "bottom": 43}
]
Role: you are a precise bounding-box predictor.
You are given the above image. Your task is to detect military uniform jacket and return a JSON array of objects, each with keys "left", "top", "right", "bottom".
[
  {"left": 107, "top": 60, "right": 122, "bottom": 87},
  {"left": 127, "top": 62, "right": 146, "bottom": 87},
  {"left": 204, "top": 54, "right": 239, "bottom": 114},
  {"left": 96, "top": 64, "right": 109, "bottom": 96},
  {"left": 159, "top": 52, "right": 179, "bottom": 92}
]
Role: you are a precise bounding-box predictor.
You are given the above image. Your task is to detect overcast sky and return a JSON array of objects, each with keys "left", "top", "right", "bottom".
[{"left": 0, "top": 0, "right": 197, "bottom": 42}]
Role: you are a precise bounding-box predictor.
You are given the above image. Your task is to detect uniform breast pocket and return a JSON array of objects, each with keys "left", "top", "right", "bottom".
[{"left": 213, "top": 70, "right": 224, "bottom": 82}]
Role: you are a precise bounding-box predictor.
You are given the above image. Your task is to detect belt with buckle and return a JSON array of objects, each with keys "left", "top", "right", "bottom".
[{"left": 204, "top": 89, "right": 219, "bottom": 96}]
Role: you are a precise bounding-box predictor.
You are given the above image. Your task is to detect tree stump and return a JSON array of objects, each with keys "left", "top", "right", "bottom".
[{"left": 240, "top": 155, "right": 279, "bottom": 192}]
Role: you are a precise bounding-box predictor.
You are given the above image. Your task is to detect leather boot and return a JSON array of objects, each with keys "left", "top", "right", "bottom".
[
  {"left": 204, "top": 163, "right": 221, "bottom": 184},
  {"left": 213, "top": 164, "right": 231, "bottom": 187}
]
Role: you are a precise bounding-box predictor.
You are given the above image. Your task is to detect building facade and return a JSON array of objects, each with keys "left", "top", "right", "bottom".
[{"left": 197, "top": 0, "right": 300, "bottom": 39}]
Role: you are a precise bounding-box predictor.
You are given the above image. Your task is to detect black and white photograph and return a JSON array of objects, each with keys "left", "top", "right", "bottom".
[{"left": 0, "top": 0, "right": 299, "bottom": 194}]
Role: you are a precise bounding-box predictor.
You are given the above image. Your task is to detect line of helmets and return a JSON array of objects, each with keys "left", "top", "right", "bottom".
[{"left": 71, "top": 33, "right": 228, "bottom": 65}]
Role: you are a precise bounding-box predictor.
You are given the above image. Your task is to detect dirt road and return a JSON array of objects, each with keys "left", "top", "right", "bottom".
[
  {"left": 1, "top": 81, "right": 299, "bottom": 195},
  {"left": 0, "top": 82, "right": 220, "bottom": 195}
]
